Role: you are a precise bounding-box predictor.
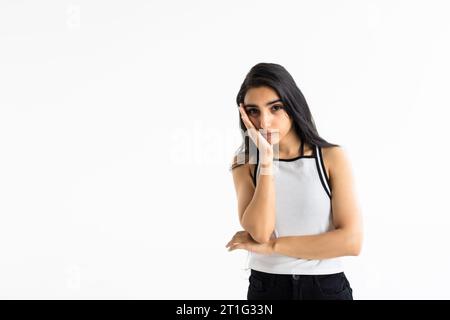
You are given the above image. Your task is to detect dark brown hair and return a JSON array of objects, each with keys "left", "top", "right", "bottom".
[{"left": 229, "top": 62, "right": 339, "bottom": 171}]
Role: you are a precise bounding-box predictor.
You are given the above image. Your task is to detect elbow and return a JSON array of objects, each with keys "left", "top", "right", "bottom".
[
  {"left": 347, "top": 231, "right": 363, "bottom": 256},
  {"left": 349, "top": 242, "right": 362, "bottom": 256},
  {"left": 251, "top": 229, "right": 274, "bottom": 244},
  {"left": 253, "top": 234, "right": 272, "bottom": 244},
  {"left": 241, "top": 220, "right": 274, "bottom": 244}
]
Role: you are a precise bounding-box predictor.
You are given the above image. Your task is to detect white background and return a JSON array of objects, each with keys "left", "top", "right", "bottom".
[{"left": 1, "top": 0, "right": 449, "bottom": 299}]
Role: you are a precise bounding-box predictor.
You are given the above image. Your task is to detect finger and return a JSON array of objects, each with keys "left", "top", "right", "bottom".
[
  {"left": 238, "top": 105, "right": 273, "bottom": 153},
  {"left": 230, "top": 243, "right": 248, "bottom": 252},
  {"left": 229, "top": 232, "right": 240, "bottom": 243},
  {"left": 225, "top": 238, "right": 235, "bottom": 247},
  {"left": 236, "top": 232, "right": 245, "bottom": 240},
  {"left": 238, "top": 106, "right": 270, "bottom": 146},
  {"left": 225, "top": 240, "right": 235, "bottom": 247},
  {"left": 239, "top": 105, "right": 255, "bottom": 130}
]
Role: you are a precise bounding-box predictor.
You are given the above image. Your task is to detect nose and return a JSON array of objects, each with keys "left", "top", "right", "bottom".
[{"left": 259, "top": 112, "right": 272, "bottom": 130}]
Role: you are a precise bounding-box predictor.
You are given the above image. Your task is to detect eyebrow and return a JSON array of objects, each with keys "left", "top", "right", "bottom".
[{"left": 243, "top": 99, "right": 283, "bottom": 109}]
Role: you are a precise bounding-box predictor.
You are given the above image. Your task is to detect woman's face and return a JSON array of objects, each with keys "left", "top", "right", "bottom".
[{"left": 243, "top": 86, "right": 293, "bottom": 145}]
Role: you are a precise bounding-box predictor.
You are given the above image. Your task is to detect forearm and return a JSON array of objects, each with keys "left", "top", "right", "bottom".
[
  {"left": 241, "top": 164, "right": 276, "bottom": 243},
  {"left": 270, "top": 228, "right": 362, "bottom": 260}
]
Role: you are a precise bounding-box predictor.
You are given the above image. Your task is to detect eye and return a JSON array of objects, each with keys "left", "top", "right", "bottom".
[
  {"left": 246, "top": 109, "right": 258, "bottom": 116},
  {"left": 272, "top": 105, "right": 283, "bottom": 111},
  {"left": 246, "top": 105, "right": 283, "bottom": 116}
]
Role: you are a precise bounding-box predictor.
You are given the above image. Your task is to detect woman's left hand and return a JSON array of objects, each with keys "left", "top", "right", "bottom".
[{"left": 225, "top": 230, "right": 275, "bottom": 255}]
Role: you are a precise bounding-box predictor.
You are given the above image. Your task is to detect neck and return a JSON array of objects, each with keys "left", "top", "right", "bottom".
[{"left": 275, "top": 130, "right": 302, "bottom": 158}]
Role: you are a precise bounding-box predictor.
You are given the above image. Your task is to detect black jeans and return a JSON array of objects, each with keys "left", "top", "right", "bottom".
[{"left": 247, "top": 269, "right": 353, "bottom": 300}]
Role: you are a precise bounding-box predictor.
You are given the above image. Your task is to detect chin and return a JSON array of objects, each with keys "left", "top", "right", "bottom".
[
  {"left": 265, "top": 132, "right": 281, "bottom": 144},
  {"left": 272, "top": 134, "right": 282, "bottom": 144},
  {"left": 269, "top": 138, "right": 280, "bottom": 145}
]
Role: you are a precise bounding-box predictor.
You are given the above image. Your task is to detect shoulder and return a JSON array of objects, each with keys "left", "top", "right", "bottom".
[
  {"left": 230, "top": 151, "right": 258, "bottom": 175},
  {"left": 230, "top": 156, "right": 256, "bottom": 206},
  {"left": 321, "top": 145, "right": 348, "bottom": 164},
  {"left": 230, "top": 155, "right": 253, "bottom": 177},
  {"left": 321, "top": 145, "right": 353, "bottom": 187}
]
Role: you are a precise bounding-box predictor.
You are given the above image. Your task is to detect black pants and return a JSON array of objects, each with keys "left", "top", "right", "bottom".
[{"left": 247, "top": 269, "right": 353, "bottom": 300}]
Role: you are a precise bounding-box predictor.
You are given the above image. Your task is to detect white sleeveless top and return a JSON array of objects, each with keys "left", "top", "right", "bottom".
[{"left": 247, "top": 144, "right": 344, "bottom": 275}]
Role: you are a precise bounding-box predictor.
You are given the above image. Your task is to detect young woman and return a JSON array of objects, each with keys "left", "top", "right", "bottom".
[{"left": 226, "top": 63, "right": 363, "bottom": 300}]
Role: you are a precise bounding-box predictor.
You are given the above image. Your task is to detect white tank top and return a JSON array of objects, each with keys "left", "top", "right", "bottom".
[{"left": 247, "top": 143, "right": 344, "bottom": 275}]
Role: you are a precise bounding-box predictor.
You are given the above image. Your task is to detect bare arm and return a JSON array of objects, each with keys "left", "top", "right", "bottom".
[
  {"left": 269, "top": 146, "right": 363, "bottom": 259},
  {"left": 241, "top": 162, "right": 276, "bottom": 243},
  {"left": 232, "top": 160, "right": 276, "bottom": 244},
  {"left": 269, "top": 229, "right": 358, "bottom": 259},
  {"left": 230, "top": 103, "right": 277, "bottom": 244}
]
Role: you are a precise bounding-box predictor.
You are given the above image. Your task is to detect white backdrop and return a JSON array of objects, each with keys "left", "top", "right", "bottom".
[{"left": 1, "top": 0, "right": 449, "bottom": 299}]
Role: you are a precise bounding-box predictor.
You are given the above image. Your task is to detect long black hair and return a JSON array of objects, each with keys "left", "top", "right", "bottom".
[{"left": 230, "top": 62, "right": 339, "bottom": 171}]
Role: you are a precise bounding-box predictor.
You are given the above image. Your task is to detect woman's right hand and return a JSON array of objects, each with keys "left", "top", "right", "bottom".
[{"left": 238, "top": 103, "right": 275, "bottom": 167}]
